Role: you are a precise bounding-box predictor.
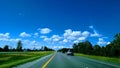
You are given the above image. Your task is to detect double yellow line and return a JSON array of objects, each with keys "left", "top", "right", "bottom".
[{"left": 42, "top": 53, "right": 56, "bottom": 68}]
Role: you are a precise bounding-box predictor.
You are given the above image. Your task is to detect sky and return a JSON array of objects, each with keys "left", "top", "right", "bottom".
[{"left": 0, "top": 0, "right": 120, "bottom": 50}]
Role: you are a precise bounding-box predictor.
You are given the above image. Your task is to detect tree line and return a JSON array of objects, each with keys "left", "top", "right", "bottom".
[
  {"left": 73, "top": 33, "right": 120, "bottom": 57},
  {"left": 0, "top": 40, "right": 54, "bottom": 52}
]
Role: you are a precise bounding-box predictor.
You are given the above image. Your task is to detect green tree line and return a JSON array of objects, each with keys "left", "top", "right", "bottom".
[
  {"left": 0, "top": 40, "right": 54, "bottom": 52},
  {"left": 73, "top": 33, "right": 120, "bottom": 57}
]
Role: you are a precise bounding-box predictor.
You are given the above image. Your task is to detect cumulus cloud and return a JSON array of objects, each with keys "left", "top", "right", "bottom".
[
  {"left": 97, "top": 38, "right": 110, "bottom": 45},
  {"left": 52, "top": 46, "right": 64, "bottom": 49},
  {"left": 73, "top": 40, "right": 79, "bottom": 43},
  {"left": 38, "top": 28, "right": 52, "bottom": 34},
  {"left": 19, "top": 32, "right": 31, "bottom": 37},
  {"left": 9, "top": 38, "right": 21, "bottom": 42},
  {"left": 0, "top": 33, "right": 10, "bottom": 41},
  {"left": 63, "top": 39, "right": 68, "bottom": 43},
  {"left": 107, "top": 42, "right": 111, "bottom": 45},
  {"left": 0, "top": 33, "right": 10, "bottom": 39},
  {"left": 91, "top": 32, "right": 101, "bottom": 37},
  {"left": 63, "top": 29, "right": 81, "bottom": 40},
  {"left": 82, "top": 31, "right": 90, "bottom": 37},
  {"left": 21, "top": 40, "right": 41, "bottom": 49},
  {"left": 89, "top": 25, "right": 94, "bottom": 29},
  {"left": 89, "top": 25, "right": 101, "bottom": 37},
  {"left": 34, "top": 32, "right": 39, "bottom": 38},
  {"left": 0, "top": 37, "right": 22, "bottom": 48},
  {"left": 78, "top": 37, "right": 86, "bottom": 41},
  {"left": 40, "top": 36, "right": 50, "bottom": 41},
  {"left": 40, "top": 35, "right": 62, "bottom": 42},
  {"left": 40, "top": 36, "right": 47, "bottom": 38},
  {"left": 51, "top": 35, "right": 62, "bottom": 42},
  {"left": 63, "top": 29, "right": 89, "bottom": 43}
]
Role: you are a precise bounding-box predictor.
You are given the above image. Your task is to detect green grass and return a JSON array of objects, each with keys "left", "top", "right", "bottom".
[
  {"left": 75, "top": 53, "right": 120, "bottom": 65},
  {"left": 0, "top": 51, "right": 54, "bottom": 68}
]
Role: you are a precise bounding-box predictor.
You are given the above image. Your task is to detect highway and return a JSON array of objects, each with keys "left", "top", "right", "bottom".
[{"left": 15, "top": 52, "right": 120, "bottom": 68}]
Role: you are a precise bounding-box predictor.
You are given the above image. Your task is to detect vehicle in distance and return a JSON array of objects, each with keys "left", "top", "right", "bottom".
[{"left": 66, "top": 49, "right": 74, "bottom": 56}]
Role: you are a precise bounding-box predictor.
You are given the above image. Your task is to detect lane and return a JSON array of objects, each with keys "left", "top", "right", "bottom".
[
  {"left": 14, "top": 52, "right": 120, "bottom": 68},
  {"left": 46, "top": 52, "right": 120, "bottom": 68},
  {"left": 29, "top": 53, "right": 54, "bottom": 68},
  {"left": 13, "top": 53, "right": 54, "bottom": 68}
]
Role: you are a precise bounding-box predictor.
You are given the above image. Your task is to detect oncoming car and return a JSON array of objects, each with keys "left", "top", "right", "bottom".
[{"left": 66, "top": 49, "right": 74, "bottom": 56}]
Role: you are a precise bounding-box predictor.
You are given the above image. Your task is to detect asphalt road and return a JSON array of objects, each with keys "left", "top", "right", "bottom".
[{"left": 14, "top": 52, "right": 120, "bottom": 68}]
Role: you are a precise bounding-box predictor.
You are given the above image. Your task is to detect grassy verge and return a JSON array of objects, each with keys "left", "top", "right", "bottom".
[
  {"left": 75, "top": 53, "right": 120, "bottom": 65},
  {"left": 0, "top": 51, "right": 54, "bottom": 68}
]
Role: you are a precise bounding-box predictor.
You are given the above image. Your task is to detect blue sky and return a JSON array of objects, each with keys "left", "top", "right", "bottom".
[{"left": 0, "top": 0, "right": 120, "bottom": 50}]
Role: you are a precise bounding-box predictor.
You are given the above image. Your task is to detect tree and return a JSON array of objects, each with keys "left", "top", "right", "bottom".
[
  {"left": 16, "top": 40, "right": 22, "bottom": 51},
  {"left": 43, "top": 46, "right": 54, "bottom": 51},
  {"left": 111, "top": 33, "right": 120, "bottom": 57},
  {"left": 57, "top": 48, "right": 69, "bottom": 53},
  {"left": 0, "top": 47, "right": 3, "bottom": 51},
  {"left": 73, "top": 43, "right": 78, "bottom": 53},
  {"left": 44, "top": 46, "right": 48, "bottom": 51},
  {"left": 93, "top": 45, "right": 101, "bottom": 55},
  {"left": 4, "top": 45, "right": 9, "bottom": 51}
]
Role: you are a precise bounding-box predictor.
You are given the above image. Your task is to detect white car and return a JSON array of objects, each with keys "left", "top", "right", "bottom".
[{"left": 67, "top": 49, "right": 74, "bottom": 56}]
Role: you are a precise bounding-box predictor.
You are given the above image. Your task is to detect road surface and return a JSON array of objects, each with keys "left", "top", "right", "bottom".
[{"left": 14, "top": 52, "right": 120, "bottom": 68}]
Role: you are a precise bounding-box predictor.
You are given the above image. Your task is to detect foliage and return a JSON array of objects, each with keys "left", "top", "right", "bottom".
[
  {"left": 43, "top": 46, "right": 54, "bottom": 51},
  {"left": 73, "top": 33, "right": 120, "bottom": 57},
  {"left": 75, "top": 53, "right": 120, "bottom": 65},
  {"left": 3, "top": 45, "right": 9, "bottom": 51},
  {"left": 57, "top": 48, "right": 69, "bottom": 53},
  {"left": 0, "top": 51, "right": 53, "bottom": 68},
  {"left": 16, "top": 40, "right": 22, "bottom": 51},
  {"left": 73, "top": 41, "right": 93, "bottom": 55}
]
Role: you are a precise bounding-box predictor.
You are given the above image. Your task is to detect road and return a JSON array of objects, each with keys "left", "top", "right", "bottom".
[{"left": 14, "top": 52, "right": 120, "bottom": 68}]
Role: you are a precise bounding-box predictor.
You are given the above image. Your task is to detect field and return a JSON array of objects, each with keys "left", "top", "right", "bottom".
[
  {"left": 75, "top": 53, "right": 120, "bottom": 65},
  {"left": 0, "top": 51, "right": 53, "bottom": 68}
]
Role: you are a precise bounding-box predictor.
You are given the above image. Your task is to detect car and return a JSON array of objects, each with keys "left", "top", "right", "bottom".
[{"left": 66, "top": 49, "right": 74, "bottom": 56}]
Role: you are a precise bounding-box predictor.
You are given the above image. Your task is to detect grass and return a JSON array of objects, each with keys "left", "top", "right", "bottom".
[
  {"left": 0, "top": 51, "right": 54, "bottom": 68},
  {"left": 75, "top": 53, "right": 120, "bottom": 65}
]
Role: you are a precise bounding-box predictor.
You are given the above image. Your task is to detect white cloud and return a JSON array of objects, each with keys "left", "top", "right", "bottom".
[
  {"left": 63, "top": 29, "right": 89, "bottom": 43},
  {"left": 90, "top": 30, "right": 101, "bottom": 37},
  {"left": 63, "top": 39, "right": 68, "bottom": 43},
  {"left": 19, "top": 32, "right": 31, "bottom": 37},
  {"left": 40, "top": 36, "right": 51, "bottom": 41},
  {"left": 0, "top": 33, "right": 10, "bottom": 41},
  {"left": 34, "top": 33, "right": 39, "bottom": 38},
  {"left": 82, "top": 31, "right": 90, "bottom": 37},
  {"left": 73, "top": 40, "right": 79, "bottom": 43},
  {"left": 63, "top": 29, "right": 81, "bottom": 40},
  {"left": 89, "top": 25, "right": 101, "bottom": 37},
  {"left": 9, "top": 38, "right": 21, "bottom": 42},
  {"left": 78, "top": 37, "right": 86, "bottom": 41},
  {"left": 52, "top": 46, "right": 64, "bottom": 49},
  {"left": 38, "top": 28, "right": 52, "bottom": 34},
  {"left": 107, "top": 42, "right": 111, "bottom": 45},
  {"left": 89, "top": 25, "right": 94, "bottom": 29},
  {"left": 22, "top": 40, "right": 41, "bottom": 49},
  {"left": 73, "top": 37, "right": 86, "bottom": 44},
  {"left": 49, "top": 45, "right": 70, "bottom": 50},
  {"left": 44, "top": 37, "right": 51, "bottom": 41},
  {"left": 97, "top": 38, "right": 110, "bottom": 45},
  {"left": 0, "top": 37, "right": 22, "bottom": 48},
  {"left": 91, "top": 32, "right": 101, "bottom": 37},
  {"left": 51, "top": 35, "right": 62, "bottom": 42},
  {"left": 40, "top": 35, "right": 62, "bottom": 42},
  {"left": 40, "top": 36, "right": 47, "bottom": 38},
  {"left": 0, "top": 33, "right": 10, "bottom": 39},
  {"left": 97, "top": 38, "right": 105, "bottom": 45}
]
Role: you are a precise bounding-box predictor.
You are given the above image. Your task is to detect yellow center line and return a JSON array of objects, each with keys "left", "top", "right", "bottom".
[{"left": 42, "top": 53, "right": 56, "bottom": 68}]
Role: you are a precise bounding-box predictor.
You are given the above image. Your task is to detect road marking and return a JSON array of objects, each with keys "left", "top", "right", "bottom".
[{"left": 42, "top": 53, "right": 56, "bottom": 68}]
